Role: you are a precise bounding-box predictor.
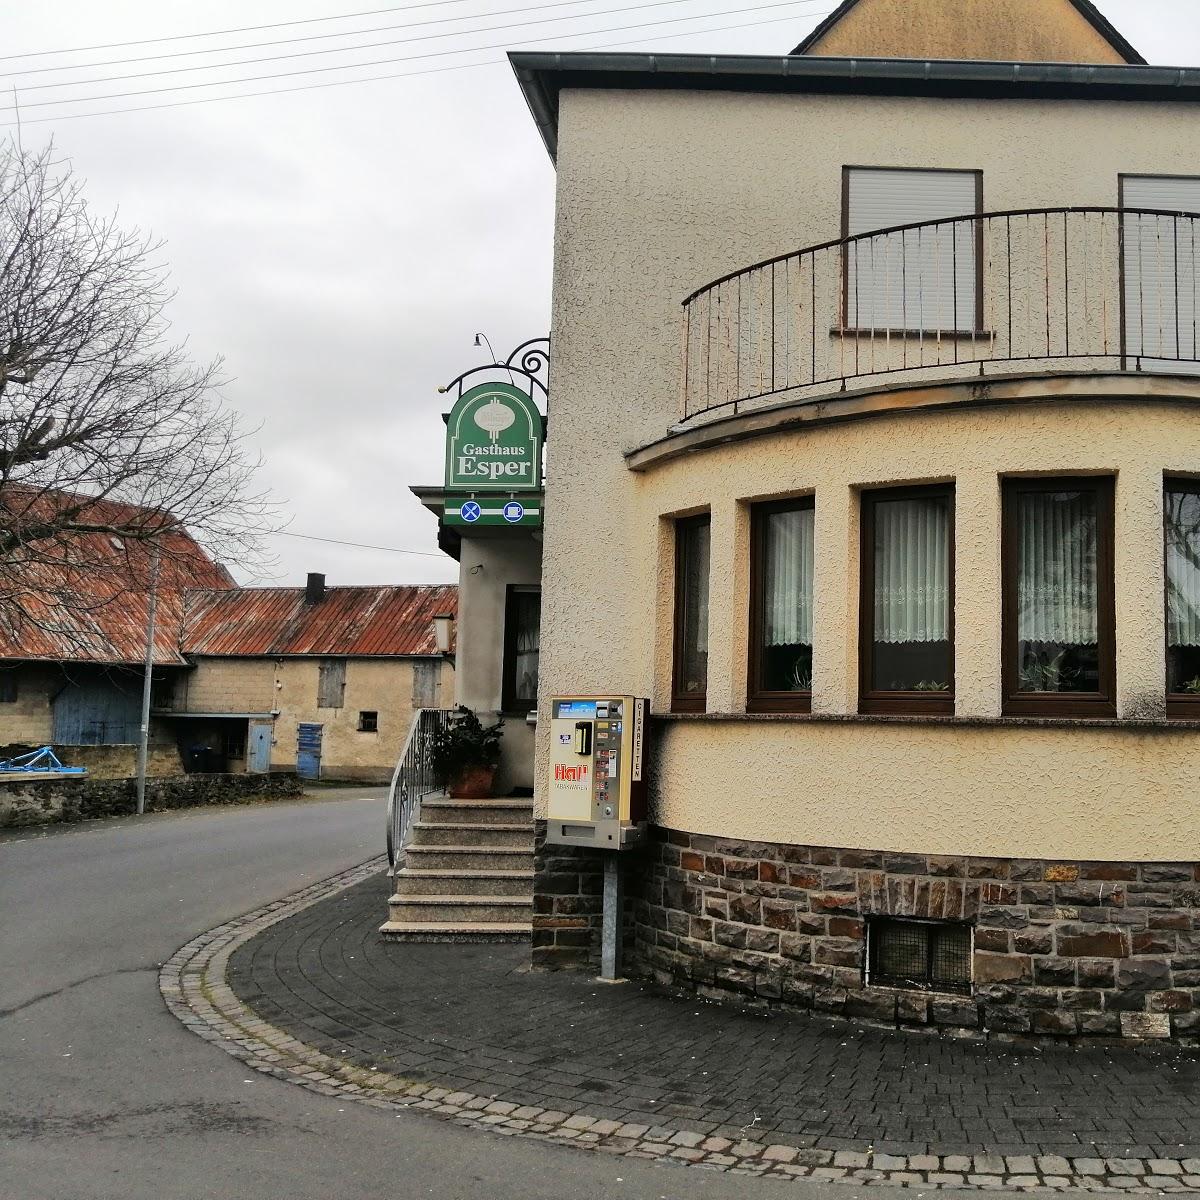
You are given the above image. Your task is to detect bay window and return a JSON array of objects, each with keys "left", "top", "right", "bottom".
[
  {"left": 672, "top": 515, "right": 710, "bottom": 713},
  {"left": 1002, "top": 477, "right": 1115, "bottom": 716},
  {"left": 749, "top": 499, "right": 815, "bottom": 712},
  {"left": 860, "top": 485, "right": 954, "bottom": 714},
  {"left": 1165, "top": 480, "right": 1200, "bottom": 714}
]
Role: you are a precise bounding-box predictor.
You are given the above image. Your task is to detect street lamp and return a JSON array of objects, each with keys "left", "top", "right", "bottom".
[{"left": 432, "top": 613, "right": 455, "bottom": 657}]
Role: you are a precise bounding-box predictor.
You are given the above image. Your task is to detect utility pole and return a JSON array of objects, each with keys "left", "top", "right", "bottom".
[{"left": 136, "top": 543, "right": 161, "bottom": 817}]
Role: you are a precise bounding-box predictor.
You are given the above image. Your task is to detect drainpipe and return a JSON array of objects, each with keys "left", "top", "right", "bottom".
[{"left": 136, "top": 544, "right": 161, "bottom": 816}]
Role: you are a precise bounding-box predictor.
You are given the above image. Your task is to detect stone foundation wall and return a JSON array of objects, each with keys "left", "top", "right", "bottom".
[
  {"left": 626, "top": 826, "right": 1200, "bottom": 1040},
  {"left": 0, "top": 772, "right": 303, "bottom": 828},
  {"left": 531, "top": 822, "right": 606, "bottom": 969}
]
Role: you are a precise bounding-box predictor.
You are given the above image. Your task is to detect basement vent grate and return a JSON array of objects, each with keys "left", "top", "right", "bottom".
[{"left": 866, "top": 917, "right": 972, "bottom": 994}]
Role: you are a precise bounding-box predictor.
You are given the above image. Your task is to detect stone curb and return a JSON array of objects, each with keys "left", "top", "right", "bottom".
[{"left": 159, "top": 859, "right": 1199, "bottom": 1194}]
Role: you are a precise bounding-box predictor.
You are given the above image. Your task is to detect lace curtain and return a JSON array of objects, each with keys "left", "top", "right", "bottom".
[
  {"left": 873, "top": 497, "right": 950, "bottom": 644},
  {"left": 1015, "top": 491, "right": 1098, "bottom": 645},
  {"left": 1166, "top": 490, "right": 1200, "bottom": 648},
  {"left": 764, "top": 507, "right": 814, "bottom": 647}
]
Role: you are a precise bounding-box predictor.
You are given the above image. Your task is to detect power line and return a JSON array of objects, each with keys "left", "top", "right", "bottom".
[
  {"left": 10, "top": 0, "right": 793, "bottom": 94},
  {"left": 0, "top": 8, "right": 827, "bottom": 128},
  {"left": 1, "top": 0, "right": 704, "bottom": 77},
  {"left": 273, "top": 530, "right": 447, "bottom": 558},
  {"left": 1, "top": 0, "right": 821, "bottom": 112},
  {"left": 0, "top": 0, "right": 547, "bottom": 62}
]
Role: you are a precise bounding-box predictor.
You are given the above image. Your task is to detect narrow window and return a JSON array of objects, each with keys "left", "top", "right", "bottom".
[
  {"left": 672, "top": 515, "right": 711, "bottom": 713},
  {"left": 1002, "top": 477, "right": 1115, "bottom": 716},
  {"left": 316, "top": 658, "right": 346, "bottom": 709},
  {"left": 749, "top": 499, "right": 814, "bottom": 712},
  {"left": 1120, "top": 176, "right": 1200, "bottom": 370},
  {"left": 1165, "top": 480, "right": 1200, "bottom": 715},
  {"left": 843, "top": 167, "right": 982, "bottom": 334},
  {"left": 358, "top": 710, "right": 378, "bottom": 733},
  {"left": 0, "top": 672, "right": 17, "bottom": 703},
  {"left": 502, "top": 586, "right": 541, "bottom": 712},
  {"left": 867, "top": 917, "right": 972, "bottom": 994},
  {"left": 860, "top": 485, "right": 954, "bottom": 714}
]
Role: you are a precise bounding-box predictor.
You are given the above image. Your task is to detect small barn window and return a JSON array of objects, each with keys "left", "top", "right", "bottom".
[
  {"left": 317, "top": 658, "right": 346, "bottom": 709},
  {"left": 867, "top": 917, "right": 972, "bottom": 994},
  {"left": 0, "top": 673, "right": 16, "bottom": 703},
  {"left": 358, "top": 710, "right": 378, "bottom": 733}
]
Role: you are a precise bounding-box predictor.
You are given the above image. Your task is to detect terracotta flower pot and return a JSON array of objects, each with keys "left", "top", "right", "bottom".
[{"left": 448, "top": 764, "right": 496, "bottom": 799}]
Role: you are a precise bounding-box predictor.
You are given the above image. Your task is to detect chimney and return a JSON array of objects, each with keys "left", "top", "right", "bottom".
[{"left": 305, "top": 572, "right": 326, "bottom": 605}]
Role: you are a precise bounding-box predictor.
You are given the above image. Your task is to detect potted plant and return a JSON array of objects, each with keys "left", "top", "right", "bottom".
[{"left": 429, "top": 706, "right": 504, "bottom": 798}]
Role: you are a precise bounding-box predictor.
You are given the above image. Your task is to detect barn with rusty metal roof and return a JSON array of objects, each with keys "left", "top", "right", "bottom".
[{"left": 181, "top": 578, "right": 457, "bottom": 658}]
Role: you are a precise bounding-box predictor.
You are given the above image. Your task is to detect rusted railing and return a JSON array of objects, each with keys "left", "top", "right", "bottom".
[{"left": 680, "top": 207, "right": 1200, "bottom": 424}]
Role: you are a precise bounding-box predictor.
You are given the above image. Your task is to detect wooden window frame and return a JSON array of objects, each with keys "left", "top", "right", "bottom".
[
  {"left": 501, "top": 585, "right": 541, "bottom": 714},
  {"left": 840, "top": 165, "right": 985, "bottom": 337},
  {"left": 1164, "top": 476, "right": 1200, "bottom": 719},
  {"left": 672, "top": 514, "right": 711, "bottom": 714},
  {"left": 316, "top": 658, "right": 346, "bottom": 710},
  {"left": 859, "top": 483, "right": 956, "bottom": 716},
  {"left": 1001, "top": 476, "right": 1116, "bottom": 718},
  {"left": 748, "top": 497, "right": 814, "bottom": 714}
]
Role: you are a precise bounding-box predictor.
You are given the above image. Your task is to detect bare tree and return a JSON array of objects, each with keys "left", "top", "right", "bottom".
[{"left": 0, "top": 138, "right": 274, "bottom": 646}]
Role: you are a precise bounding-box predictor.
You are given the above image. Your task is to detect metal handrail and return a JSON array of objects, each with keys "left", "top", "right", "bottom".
[
  {"left": 385, "top": 707, "right": 453, "bottom": 870},
  {"left": 680, "top": 206, "right": 1200, "bottom": 425}
]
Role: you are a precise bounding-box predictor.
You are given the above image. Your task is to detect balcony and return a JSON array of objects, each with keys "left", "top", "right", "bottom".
[{"left": 679, "top": 207, "right": 1200, "bottom": 427}]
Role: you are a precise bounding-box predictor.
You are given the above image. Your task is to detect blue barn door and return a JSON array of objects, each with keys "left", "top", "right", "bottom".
[
  {"left": 53, "top": 679, "right": 141, "bottom": 745},
  {"left": 296, "top": 723, "right": 323, "bottom": 780},
  {"left": 247, "top": 720, "right": 272, "bottom": 774}
]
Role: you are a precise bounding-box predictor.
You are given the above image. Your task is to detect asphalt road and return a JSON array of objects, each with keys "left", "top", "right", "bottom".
[{"left": 0, "top": 793, "right": 969, "bottom": 1200}]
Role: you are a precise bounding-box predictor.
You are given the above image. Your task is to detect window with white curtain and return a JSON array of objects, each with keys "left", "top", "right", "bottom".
[
  {"left": 860, "top": 486, "right": 954, "bottom": 712},
  {"left": 750, "top": 500, "right": 815, "bottom": 710},
  {"left": 1002, "top": 477, "right": 1115, "bottom": 715},
  {"left": 844, "top": 167, "right": 981, "bottom": 334},
  {"left": 502, "top": 586, "right": 540, "bottom": 712},
  {"left": 1121, "top": 176, "right": 1200, "bottom": 370},
  {"left": 673, "top": 516, "right": 711, "bottom": 712},
  {"left": 1165, "top": 482, "right": 1200, "bottom": 706}
]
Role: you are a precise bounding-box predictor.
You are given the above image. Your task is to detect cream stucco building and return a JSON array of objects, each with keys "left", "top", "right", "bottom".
[{"left": 513, "top": 0, "right": 1200, "bottom": 1037}]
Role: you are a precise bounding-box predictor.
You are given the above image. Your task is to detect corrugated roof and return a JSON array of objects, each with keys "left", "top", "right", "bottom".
[
  {"left": 181, "top": 584, "right": 458, "bottom": 658},
  {"left": 0, "top": 492, "right": 234, "bottom": 666}
]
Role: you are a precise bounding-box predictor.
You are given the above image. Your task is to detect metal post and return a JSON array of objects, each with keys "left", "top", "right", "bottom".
[
  {"left": 135, "top": 544, "right": 161, "bottom": 817},
  {"left": 600, "top": 853, "right": 623, "bottom": 982}
]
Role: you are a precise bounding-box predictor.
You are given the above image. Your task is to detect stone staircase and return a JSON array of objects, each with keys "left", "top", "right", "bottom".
[{"left": 380, "top": 795, "right": 534, "bottom": 942}]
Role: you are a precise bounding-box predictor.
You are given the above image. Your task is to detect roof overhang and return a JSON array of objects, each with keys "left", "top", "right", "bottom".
[
  {"left": 510, "top": 51, "right": 1200, "bottom": 161},
  {"left": 152, "top": 711, "right": 275, "bottom": 720}
]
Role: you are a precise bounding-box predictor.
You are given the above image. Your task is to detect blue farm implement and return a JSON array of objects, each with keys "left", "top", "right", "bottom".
[{"left": 0, "top": 747, "right": 87, "bottom": 776}]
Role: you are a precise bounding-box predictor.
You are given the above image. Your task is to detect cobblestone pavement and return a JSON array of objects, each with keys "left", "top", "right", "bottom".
[{"left": 167, "top": 864, "right": 1200, "bottom": 1193}]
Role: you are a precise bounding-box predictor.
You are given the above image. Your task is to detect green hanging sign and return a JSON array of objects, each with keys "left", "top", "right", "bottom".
[{"left": 444, "top": 382, "right": 543, "bottom": 491}]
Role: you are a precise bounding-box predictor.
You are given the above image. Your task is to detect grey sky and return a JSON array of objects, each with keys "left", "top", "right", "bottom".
[{"left": 2, "top": 1, "right": 1193, "bottom": 587}]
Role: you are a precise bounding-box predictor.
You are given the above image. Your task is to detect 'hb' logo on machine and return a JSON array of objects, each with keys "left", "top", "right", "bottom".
[{"left": 555, "top": 763, "right": 589, "bottom": 783}]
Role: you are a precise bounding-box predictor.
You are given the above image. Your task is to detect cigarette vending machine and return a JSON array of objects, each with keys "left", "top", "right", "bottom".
[{"left": 545, "top": 696, "right": 648, "bottom": 849}]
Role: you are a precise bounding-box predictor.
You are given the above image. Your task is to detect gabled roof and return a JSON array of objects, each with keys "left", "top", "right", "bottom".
[
  {"left": 790, "top": 0, "right": 1145, "bottom": 65},
  {"left": 181, "top": 584, "right": 458, "bottom": 658},
  {"left": 0, "top": 492, "right": 234, "bottom": 667}
]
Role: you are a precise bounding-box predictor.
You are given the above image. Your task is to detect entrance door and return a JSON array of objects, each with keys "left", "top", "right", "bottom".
[
  {"left": 247, "top": 720, "right": 272, "bottom": 774},
  {"left": 296, "top": 723, "right": 323, "bottom": 780}
]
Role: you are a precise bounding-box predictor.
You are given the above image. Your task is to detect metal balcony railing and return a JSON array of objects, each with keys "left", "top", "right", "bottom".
[
  {"left": 385, "top": 707, "right": 452, "bottom": 869},
  {"left": 679, "top": 207, "right": 1200, "bottom": 425}
]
